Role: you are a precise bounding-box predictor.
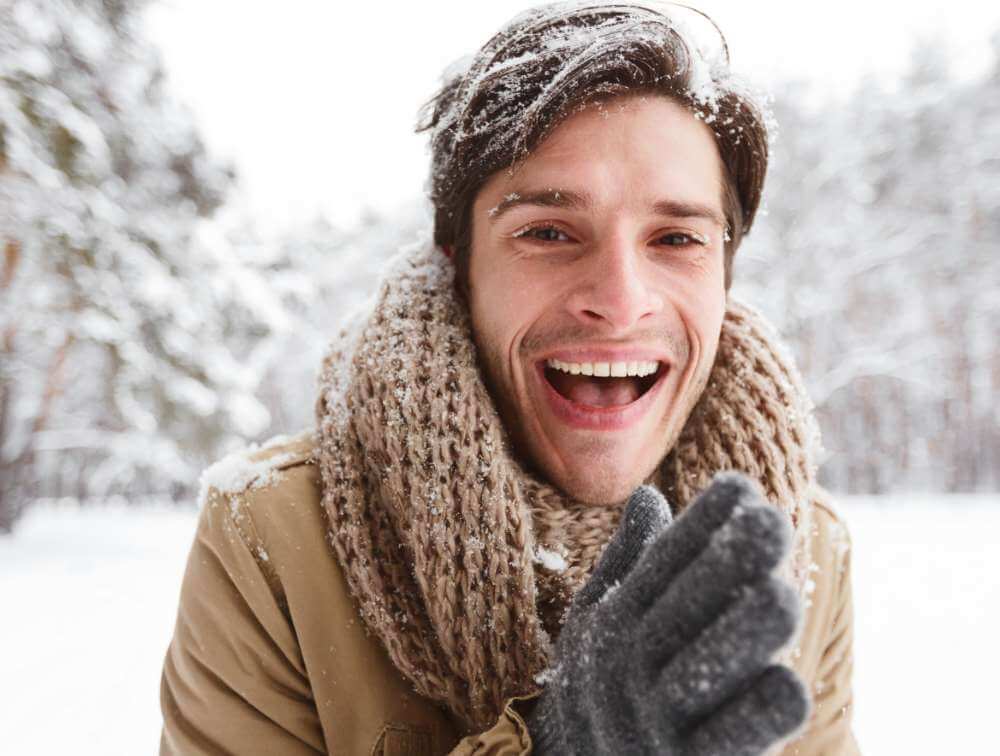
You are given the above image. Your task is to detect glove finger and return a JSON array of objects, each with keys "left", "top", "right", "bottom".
[
  {"left": 654, "top": 575, "right": 801, "bottom": 725},
  {"left": 634, "top": 501, "right": 793, "bottom": 668},
  {"left": 608, "top": 472, "right": 764, "bottom": 617},
  {"left": 573, "top": 485, "right": 672, "bottom": 611},
  {"left": 680, "top": 665, "right": 811, "bottom": 756}
]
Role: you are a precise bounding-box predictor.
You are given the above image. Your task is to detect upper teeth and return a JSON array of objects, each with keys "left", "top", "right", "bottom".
[{"left": 546, "top": 359, "right": 660, "bottom": 377}]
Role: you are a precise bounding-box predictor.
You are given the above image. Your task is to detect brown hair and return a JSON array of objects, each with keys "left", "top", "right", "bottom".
[{"left": 416, "top": 2, "right": 770, "bottom": 292}]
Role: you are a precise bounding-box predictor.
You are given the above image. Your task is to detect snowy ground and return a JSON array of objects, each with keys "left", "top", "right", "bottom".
[{"left": 1, "top": 495, "right": 997, "bottom": 755}]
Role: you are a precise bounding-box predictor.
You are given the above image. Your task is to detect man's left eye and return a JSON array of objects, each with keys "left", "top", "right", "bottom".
[{"left": 657, "top": 232, "right": 707, "bottom": 247}]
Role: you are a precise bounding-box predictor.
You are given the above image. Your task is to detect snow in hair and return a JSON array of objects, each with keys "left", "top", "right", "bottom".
[{"left": 420, "top": 1, "right": 764, "bottom": 196}]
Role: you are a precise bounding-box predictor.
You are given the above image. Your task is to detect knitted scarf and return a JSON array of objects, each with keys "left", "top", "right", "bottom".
[{"left": 314, "top": 235, "right": 821, "bottom": 733}]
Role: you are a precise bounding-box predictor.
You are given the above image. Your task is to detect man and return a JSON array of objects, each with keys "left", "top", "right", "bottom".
[{"left": 160, "top": 3, "right": 859, "bottom": 754}]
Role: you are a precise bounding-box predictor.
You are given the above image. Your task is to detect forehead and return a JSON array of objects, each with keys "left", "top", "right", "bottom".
[{"left": 483, "top": 94, "right": 724, "bottom": 213}]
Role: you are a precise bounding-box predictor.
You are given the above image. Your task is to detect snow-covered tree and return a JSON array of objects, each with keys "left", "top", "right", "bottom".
[
  {"left": 0, "top": 0, "right": 284, "bottom": 529},
  {"left": 247, "top": 205, "right": 429, "bottom": 437},
  {"left": 738, "top": 35, "right": 999, "bottom": 493}
]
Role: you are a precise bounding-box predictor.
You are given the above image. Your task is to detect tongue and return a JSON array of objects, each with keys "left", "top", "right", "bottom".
[{"left": 548, "top": 372, "right": 641, "bottom": 407}]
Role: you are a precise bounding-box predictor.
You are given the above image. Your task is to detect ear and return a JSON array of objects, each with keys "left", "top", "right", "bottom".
[{"left": 439, "top": 244, "right": 454, "bottom": 259}]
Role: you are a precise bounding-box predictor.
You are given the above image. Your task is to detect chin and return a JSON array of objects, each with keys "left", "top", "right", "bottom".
[{"left": 545, "top": 457, "right": 657, "bottom": 506}]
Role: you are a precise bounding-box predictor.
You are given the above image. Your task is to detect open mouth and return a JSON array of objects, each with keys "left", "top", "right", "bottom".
[{"left": 542, "top": 359, "right": 665, "bottom": 409}]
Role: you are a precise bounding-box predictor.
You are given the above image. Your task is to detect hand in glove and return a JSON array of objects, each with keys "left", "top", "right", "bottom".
[{"left": 528, "top": 473, "right": 810, "bottom": 755}]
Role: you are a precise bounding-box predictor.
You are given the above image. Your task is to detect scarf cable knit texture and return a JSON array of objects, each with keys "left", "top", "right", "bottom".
[{"left": 314, "top": 234, "right": 822, "bottom": 734}]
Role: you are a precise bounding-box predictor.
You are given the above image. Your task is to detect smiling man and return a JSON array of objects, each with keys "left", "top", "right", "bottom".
[
  {"left": 161, "top": 3, "right": 859, "bottom": 755},
  {"left": 466, "top": 95, "right": 727, "bottom": 505}
]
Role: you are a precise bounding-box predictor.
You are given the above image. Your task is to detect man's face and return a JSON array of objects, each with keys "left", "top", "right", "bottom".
[{"left": 466, "top": 95, "right": 727, "bottom": 504}]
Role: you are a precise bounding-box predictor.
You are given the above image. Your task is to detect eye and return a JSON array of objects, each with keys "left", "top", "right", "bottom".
[
  {"left": 656, "top": 231, "right": 708, "bottom": 247},
  {"left": 513, "top": 224, "right": 572, "bottom": 243}
]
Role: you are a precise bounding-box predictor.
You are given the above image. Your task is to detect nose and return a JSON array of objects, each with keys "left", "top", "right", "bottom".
[{"left": 565, "top": 234, "right": 663, "bottom": 332}]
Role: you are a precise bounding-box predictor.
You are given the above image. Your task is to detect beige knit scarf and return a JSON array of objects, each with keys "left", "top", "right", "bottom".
[{"left": 314, "top": 235, "right": 821, "bottom": 734}]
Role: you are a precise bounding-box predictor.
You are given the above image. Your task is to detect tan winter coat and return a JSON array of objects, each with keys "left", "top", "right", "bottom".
[{"left": 160, "top": 431, "right": 860, "bottom": 755}]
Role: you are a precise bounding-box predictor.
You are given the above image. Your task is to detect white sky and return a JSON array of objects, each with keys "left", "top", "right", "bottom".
[{"left": 144, "top": 0, "right": 1000, "bottom": 235}]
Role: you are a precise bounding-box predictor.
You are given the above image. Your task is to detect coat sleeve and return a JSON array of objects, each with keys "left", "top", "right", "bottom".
[
  {"left": 448, "top": 696, "right": 537, "bottom": 755},
  {"left": 782, "top": 512, "right": 862, "bottom": 756},
  {"left": 159, "top": 488, "right": 326, "bottom": 756}
]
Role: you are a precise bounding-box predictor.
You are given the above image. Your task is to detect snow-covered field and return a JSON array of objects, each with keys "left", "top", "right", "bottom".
[{"left": 1, "top": 495, "right": 997, "bottom": 755}]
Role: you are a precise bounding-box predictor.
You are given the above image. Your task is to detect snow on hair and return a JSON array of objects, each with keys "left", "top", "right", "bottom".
[{"left": 416, "top": 1, "right": 774, "bottom": 291}]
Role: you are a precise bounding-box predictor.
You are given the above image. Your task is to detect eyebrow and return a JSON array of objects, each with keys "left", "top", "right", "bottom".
[{"left": 488, "top": 188, "right": 726, "bottom": 227}]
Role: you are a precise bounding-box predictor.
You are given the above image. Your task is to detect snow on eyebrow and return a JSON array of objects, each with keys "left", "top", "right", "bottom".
[{"left": 487, "top": 188, "right": 580, "bottom": 221}]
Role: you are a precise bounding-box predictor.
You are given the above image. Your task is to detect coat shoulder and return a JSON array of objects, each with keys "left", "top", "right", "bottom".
[
  {"left": 246, "top": 428, "right": 317, "bottom": 469},
  {"left": 197, "top": 427, "right": 318, "bottom": 509},
  {"left": 195, "top": 428, "right": 325, "bottom": 612}
]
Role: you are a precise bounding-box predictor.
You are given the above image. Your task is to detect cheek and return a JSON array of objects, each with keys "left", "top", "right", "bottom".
[
  {"left": 469, "top": 276, "right": 516, "bottom": 352},
  {"left": 689, "top": 295, "right": 725, "bottom": 386},
  {"left": 468, "top": 265, "right": 530, "bottom": 394},
  {"left": 693, "top": 286, "right": 726, "bottom": 338},
  {"left": 658, "top": 260, "right": 725, "bottom": 324},
  {"left": 655, "top": 262, "right": 725, "bottom": 379},
  {"left": 470, "top": 257, "right": 551, "bottom": 343},
  {"left": 684, "top": 246, "right": 725, "bottom": 307}
]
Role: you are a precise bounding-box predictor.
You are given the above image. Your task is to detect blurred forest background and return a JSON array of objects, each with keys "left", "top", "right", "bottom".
[{"left": 1, "top": 0, "right": 998, "bottom": 531}]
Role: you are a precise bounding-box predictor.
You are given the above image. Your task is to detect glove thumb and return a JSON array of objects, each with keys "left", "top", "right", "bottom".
[{"left": 573, "top": 485, "right": 673, "bottom": 611}]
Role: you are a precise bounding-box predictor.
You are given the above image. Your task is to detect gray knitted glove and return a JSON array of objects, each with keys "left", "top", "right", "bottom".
[{"left": 528, "top": 473, "right": 810, "bottom": 755}]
